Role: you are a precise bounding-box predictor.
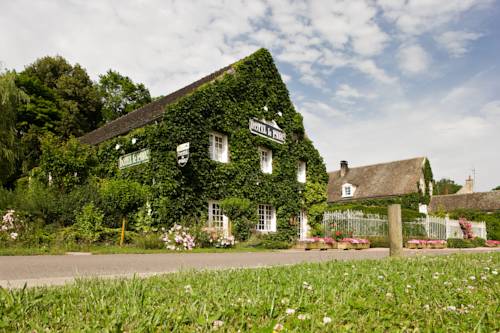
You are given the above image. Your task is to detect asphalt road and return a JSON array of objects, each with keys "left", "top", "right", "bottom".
[{"left": 1, "top": 247, "right": 498, "bottom": 288}]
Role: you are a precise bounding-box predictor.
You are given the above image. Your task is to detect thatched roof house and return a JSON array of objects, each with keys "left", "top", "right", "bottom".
[
  {"left": 327, "top": 157, "right": 431, "bottom": 203},
  {"left": 429, "top": 191, "right": 500, "bottom": 212}
]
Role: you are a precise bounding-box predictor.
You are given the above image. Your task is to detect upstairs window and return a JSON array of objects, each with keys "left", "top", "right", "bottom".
[
  {"left": 297, "top": 160, "right": 306, "bottom": 183},
  {"left": 259, "top": 147, "right": 272, "bottom": 174},
  {"left": 342, "top": 183, "right": 355, "bottom": 198},
  {"left": 257, "top": 204, "right": 276, "bottom": 232},
  {"left": 209, "top": 132, "right": 228, "bottom": 163}
]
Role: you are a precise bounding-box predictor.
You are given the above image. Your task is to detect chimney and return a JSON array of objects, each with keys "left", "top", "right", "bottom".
[
  {"left": 340, "top": 160, "right": 348, "bottom": 177},
  {"left": 457, "top": 175, "right": 474, "bottom": 194}
]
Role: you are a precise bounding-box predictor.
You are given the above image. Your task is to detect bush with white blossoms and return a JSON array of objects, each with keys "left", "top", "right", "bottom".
[
  {"left": 160, "top": 224, "right": 196, "bottom": 250},
  {"left": 214, "top": 235, "right": 236, "bottom": 248},
  {"left": 1, "top": 210, "right": 20, "bottom": 241}
]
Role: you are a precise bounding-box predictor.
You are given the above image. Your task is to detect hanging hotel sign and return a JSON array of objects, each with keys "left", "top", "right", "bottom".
[
  {"left": 118, "top": 148, "right": 150, "bottom": 169},
  {"left": 176, "top": 142, "right": 190, "bottom": 167},
  {"left": 249, "top": 118, "right": 286, "bottom": 144}
]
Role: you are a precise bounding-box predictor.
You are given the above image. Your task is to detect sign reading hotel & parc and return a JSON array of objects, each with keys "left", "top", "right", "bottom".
[
  {"left": 249, "top": 118, "right": 286, "bottom": 144},
  {"left": 118, "top": 148, "right": 150, "bottom": 169}
]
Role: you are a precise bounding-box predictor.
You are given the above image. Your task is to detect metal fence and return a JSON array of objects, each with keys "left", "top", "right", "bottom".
[{"left": 323, "top": 210, "right": 487, "bottom": 240}]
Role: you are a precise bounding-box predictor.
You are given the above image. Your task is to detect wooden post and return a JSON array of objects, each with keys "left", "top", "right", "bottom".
[
  {"left": 388, "top": 204, "right": 403, "bottom": 257},
  {"left": 120, "top": 216, "right": 127, "bottom": 247}
]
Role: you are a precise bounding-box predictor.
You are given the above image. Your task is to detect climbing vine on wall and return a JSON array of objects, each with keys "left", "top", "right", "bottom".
[{"left": 92, "top": 49, "right": 328, "bottom": 240}]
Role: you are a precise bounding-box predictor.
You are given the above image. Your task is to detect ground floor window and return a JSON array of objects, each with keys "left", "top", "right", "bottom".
[
  {"left": 208, "top": 201, "right": 228, "bottom": 235},
  {"left": 257, "top": 204, "right": 276, "bottom": 232}
]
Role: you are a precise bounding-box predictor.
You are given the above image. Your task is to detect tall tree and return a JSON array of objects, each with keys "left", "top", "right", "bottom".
[
  {"left": 0, "top": 70, "right": 28, "bottom": 186},
  {"left": 14, "top": 56, "right": 102, "bottom": 173},
  {"left": 98, "top": 70, "right": 151, "bottom": 122},
  {"left": 434, "top": 178, "right": 462, "bottom": 195}
]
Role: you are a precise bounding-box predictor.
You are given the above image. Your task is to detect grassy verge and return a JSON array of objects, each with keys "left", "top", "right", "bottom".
[
  {"left": 1, "top": 253, "right": 499, "bottom": 332},
  {"left": 0, "top": 243, "right": 270, "bottom": 256}
]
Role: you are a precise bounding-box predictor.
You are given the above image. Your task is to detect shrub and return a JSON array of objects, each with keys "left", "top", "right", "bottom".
[
  {"left": 160, "top": 224, "right": 195, "bottom": 250},
  {"left": 74, "top": 203, "right": 104, "bottom": 244},
  {"left": 471, "top": 237, "right": 486, "bottom": 247},
  {"left": 447, "top": 238, "right": 475, "bottom": 248},
  {"left": 99, "top": 179, "right": 149, "bottom": 227},
  {"left": 248, "top": 233, "right": 293, "bottom": 249},
  {"left": 134, "top": 233, "right": 164, "bottom": 249},
  {"left": 98, "top": 228, "right": 137, "bottom": 245},
  {"left": 366, "top": 236, "right": 389, "bottom": 248},
  {"left": 220, "top": 197, "right": 255, "bottom": 241}
]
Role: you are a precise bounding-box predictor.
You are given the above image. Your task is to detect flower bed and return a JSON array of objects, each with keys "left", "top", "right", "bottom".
[
  {"left": 299, "top": 237, "right": 335, "bottom": 250},
  {"left": 338, "top": 238, "right": 370, "bottom": 250},
  {"left": 485, "top": 240, "right": 500, "bottom": 247},
  {"left": 407, "top": 239, "right": 447, "bottom": 249}
]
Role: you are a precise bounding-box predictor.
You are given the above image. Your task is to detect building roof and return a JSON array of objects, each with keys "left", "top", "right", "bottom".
[
  {"left": 327, "top": 157, "right": 426, "bottom": 202},
  {"left": 429, "top": 191, "right": 500, "bottom": 212},
  {"left": 79, "top": 64, "right": 234, "bottom": 145}
]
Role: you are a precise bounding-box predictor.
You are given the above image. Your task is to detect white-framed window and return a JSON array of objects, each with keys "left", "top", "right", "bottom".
[
  {"left": 342, "top": 183, "right": 355, "bottom": 198},
  {"left": 297, "top": 160, "right": 306, "bottom": 183},
  {"left": 259, "top": 147, "right": 272, "bottom": 174},
  {"left": 209, "top": 132, "right": 228, "bottom": 163},
  {"left": 257, "top": 204, "right": 276, "bottom": 232},
  {"left": 208, "top": 200, "right": 229, "bottom": 235}
]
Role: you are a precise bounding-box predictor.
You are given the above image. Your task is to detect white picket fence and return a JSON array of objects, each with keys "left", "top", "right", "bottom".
[{"left": 323, "top": 210, "right": 487, "bottom": 240}]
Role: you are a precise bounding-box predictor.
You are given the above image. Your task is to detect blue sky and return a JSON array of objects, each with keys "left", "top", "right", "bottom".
[{"left": 1, "top": 0, "right": 499, "bottom": 191}]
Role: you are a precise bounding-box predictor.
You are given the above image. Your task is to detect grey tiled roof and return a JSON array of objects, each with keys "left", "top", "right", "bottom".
[{"left": 79, "top": 64, "right": 233, "bottom": 145}]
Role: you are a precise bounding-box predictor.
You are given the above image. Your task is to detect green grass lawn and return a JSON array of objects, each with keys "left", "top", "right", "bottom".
[
  {"left": 0, "top": 243, "right": 269, "bottom": 256},
  {"left": 1, "top": 253, "right": 499, "bottom": 332}
]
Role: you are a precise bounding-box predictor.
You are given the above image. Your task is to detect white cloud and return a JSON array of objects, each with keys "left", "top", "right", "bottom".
[
  {"left": 378, "top": 0, "right": 492, "bottom": 36},
  {"left": 396, "top": 44, "right": 431, "bottom": 75},
  {"left": 435, "top": 30, "right": 482, "bottom": 57}
]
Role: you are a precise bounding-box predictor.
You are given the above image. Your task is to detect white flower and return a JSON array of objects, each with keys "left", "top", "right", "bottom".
[
  {"left": 297, "top": 314, "right": 309, "bottom": 320},
  {"left": 9, "top": 232, "right": 18, "bottom": 240},
  {"left": 378, "top": 275, "right": 384, "bottom": 280},
  {"left": 445, "top": 306, "right": 457, "bottom": 312},
  {"left": 492, "top": 270, "right": 498, "bottom": 275},
  {"left": 184, "top": 285, "right": 192, "bottom": 293},
  {"left": 323, "top": 316, "right": 332, "bottom": 324},
  {"left": 273, "top": 323, "right": 284, "bottom": 332},
  {"left": 343, "top": 272, "right": 349, "bottom": 276},
  {"left": 285, "top": 308, "right": 295, "bottom": 315},
  {"left": 385, "top": 292, "right": 393, "bottom": 298},
  {"left": 467, "top": 285, "right": 475, "bottom": 290},
  {"left": 423, "top": 304, "right": 430, "bottom": 311},
  {"left": 302, "top": 281, "right": 313, "bottom": 290},
  {"left": 281, "top": 298, "right": 289, "bottom": 305},
  {"left": 469, "top": 276, "right": 476, "bottom": 280},
  {"left": 213, "top": 320, "right": 224, "bottom": 328},
  {"left": 406, "top": 285, "right": 412, "bottom": 289}
]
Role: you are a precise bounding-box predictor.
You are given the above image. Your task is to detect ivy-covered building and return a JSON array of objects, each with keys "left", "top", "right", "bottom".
[
  {"left": 80, "top": 49, "right": 328, "bottom": 241},
  {"left": 327, "top": 157, "right": 434, "bottom": 212}
]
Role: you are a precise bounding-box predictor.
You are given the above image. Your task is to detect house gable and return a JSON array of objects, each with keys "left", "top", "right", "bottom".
[{"left": 328, "top": 157, "right": 428, "bottom": 203}]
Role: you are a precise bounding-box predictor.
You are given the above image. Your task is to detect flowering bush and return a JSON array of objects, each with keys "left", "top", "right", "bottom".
[
  {"left": 332, "top": 230, "right": 353, "bottom": 241},
  {"left": 1, "top": 210, "right": 21, "bottom": 241},
  {"left": 485, "top": 240, "right": 500, "bottom": 247},
  {"left": 459, "top": 218, "right": 474, "bottom": 239},
  {"left": 203, "top": 228, "right": 236, "bottom": 248},
  {"left": 340, "top": 238, "right": 369, "bottom": 244},
  {"left": 160, "top": 224, "right": 196, "bottom": 250},
  {"left": 304, "top": 237, "right": 335, "bottom": 244},
  {"left": 408, "top": 239, "right": 446, "bottom": 245}
]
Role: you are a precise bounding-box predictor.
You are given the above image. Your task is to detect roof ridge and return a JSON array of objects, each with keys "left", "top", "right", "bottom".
[
  {"left": 328, "top": 156, "right": 426, "bottom": 174},
  {"left": 79, "top": 48, "right": 265, "bottom": 145}
]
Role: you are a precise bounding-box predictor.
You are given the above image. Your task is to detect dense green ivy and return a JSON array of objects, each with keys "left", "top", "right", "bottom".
[{"left": 93, "top": 49, "right": 328, "bottom": 239}]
